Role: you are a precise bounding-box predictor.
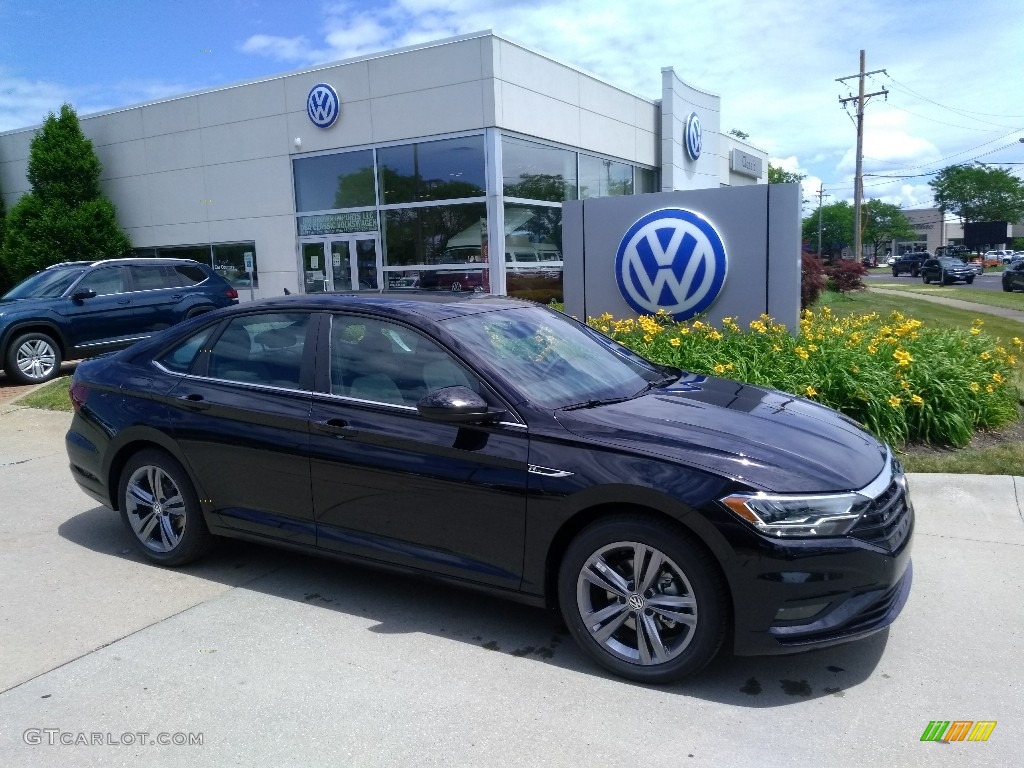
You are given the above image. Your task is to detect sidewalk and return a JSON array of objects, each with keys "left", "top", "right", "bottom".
[{"left": 869, "top": 286, "right": 1024, "bottom": 322}]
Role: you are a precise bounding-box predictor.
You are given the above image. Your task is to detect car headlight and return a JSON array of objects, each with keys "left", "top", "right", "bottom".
[{"left": 720, "top": 491, "right": 871, "bottom": 537}]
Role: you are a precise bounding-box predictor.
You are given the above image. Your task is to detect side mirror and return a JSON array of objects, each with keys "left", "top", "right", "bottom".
[
  {"left": 416, "top": 386, "right": 504, "bottom": 424},
  {"left": 71, "top": 289, "right": 97, "bottom": 301}
]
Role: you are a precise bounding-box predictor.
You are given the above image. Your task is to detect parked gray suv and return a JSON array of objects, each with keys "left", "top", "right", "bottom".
[{"left": 0, "top": 258, "right": 238, "bottom": 384}]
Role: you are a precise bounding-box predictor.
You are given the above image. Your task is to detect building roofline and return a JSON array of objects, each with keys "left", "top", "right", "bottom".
[{"left": 1, "top": 30, "right": 662, "bottom": 138}]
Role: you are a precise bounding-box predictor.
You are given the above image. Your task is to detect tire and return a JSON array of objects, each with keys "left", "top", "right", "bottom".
[
  {"left": 922, "top": 274, "right": 930, "bottom": 284},
  {"left": 117, "top": 449, "right": 213, "bottom": 566},
  {"left": 4, "top": 332, "right": 62, "bottom": 385},
  {"left": 966, "top": 277, "right": 974, "bottom": 285},
  {"left": 557, "top": 515, "right": 727, "bottom": 684},
  {"left": 891, "top": 269, "right": 898, "bottom": 277},
  {"left": 1004, "top": 282, "right": 1013, "bottom": 292},
  {"left": 911, "top": 268, "right": 919, "bottom": 278}
]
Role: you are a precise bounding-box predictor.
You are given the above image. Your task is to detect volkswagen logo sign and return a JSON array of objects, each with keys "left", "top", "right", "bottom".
[
  {"left": 685, "top": 111, "right": 702, "bottom": 160},
  {"left": 307, "top": 83, "right": 340, "bottom": 128},
  {"left": 615, "top": 208, "right": 727, "bottom": 321}
]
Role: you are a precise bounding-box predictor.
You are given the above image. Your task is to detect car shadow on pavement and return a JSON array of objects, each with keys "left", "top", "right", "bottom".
[{"left": 59, "top": 505, "right": 886, "bottom": 705}]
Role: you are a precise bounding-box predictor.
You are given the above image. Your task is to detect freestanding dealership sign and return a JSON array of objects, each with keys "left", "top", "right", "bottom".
[{"left": 563, "top": 183, "right": 801, "bottom": 330}]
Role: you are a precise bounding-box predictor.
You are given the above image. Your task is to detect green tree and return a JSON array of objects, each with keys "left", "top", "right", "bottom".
[
  {"left": 929, "top": 164, "right": 1024, "bottom": 224},
  {"left": 862, "top": 199, "right": 916, "bottom": 261},
  {"left": 768, "top": 163, "right": 806, "bottom": 185},
  {"left": 802, "top": 200, "right": 853, "bottom": 257},
  {"left": 0, "top": 186, "right": 8, "bottom": 295},
  {"left": 0, "top": 104, "right": 131, "bottom": 283}
]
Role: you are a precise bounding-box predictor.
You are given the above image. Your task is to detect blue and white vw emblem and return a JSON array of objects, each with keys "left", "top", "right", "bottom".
[
  {"left": 307, "top": 83, "right": 340, "bottom": 128},
  {"left": 615, "top": 208, "right": 727, "bottom": 321},
  {"left": 685, "top": 111, "right": 702, "bottom": 160}
]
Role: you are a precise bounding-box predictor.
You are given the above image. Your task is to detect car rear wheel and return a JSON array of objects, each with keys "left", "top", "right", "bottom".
[
  {"left": 891, "top": 269, "right": 898, "bottom": 277},
  {"left": 966, "top": 276, "right": 974, "bottom": 285},
  {"left": 118, "top": 449, "right": 212, "bottom": 566},
  {"left": 558, "top": 516, "right": 727, "bottom": 684},
  {"left": 922, "top": 273, "right": 930, "bottom": 284},
  {"left": 5, "top": 332, "right": 62, "bottom": 385}
]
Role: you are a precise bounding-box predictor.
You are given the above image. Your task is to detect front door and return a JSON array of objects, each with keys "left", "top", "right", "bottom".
[{"left": 300, "top": 235, "right": 382, "bottom": 293}]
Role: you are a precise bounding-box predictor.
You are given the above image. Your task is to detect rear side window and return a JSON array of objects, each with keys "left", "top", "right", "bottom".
[
  {"left": 174, "top": 265, "right": 207, "bottom": 286},
  {"left": 205, "top": 313, "right": 311, "bottom": 389},
  {"left": 159, "top": 327, "right": 215, "bottom": 373},
  {"left": 129, "top": 265, "right": 178, "bottom": 290}
]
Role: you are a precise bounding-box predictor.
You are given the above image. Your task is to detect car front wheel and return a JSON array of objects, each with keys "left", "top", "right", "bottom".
[
  {"left": 558, "top": 516, "right": 727, "bottom": 684},
  {"left": 118, "top": 449, "right": 212, "bottom": 566},
  {"left": 966, "top": 276, "right": 974, "bottom": 284},
  {"left": 5, "top": 332, "right": 62, "bottom": 385}
]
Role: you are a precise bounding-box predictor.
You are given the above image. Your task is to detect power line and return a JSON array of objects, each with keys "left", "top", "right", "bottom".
[
  {"left": 874, "top": 99, "right": 1012, "bottom": 133},
  {"left": 881, "top": 74, "right": 1024, "bottom": 121}
]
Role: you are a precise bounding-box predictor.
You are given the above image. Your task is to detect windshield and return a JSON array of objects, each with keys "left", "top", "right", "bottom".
[
  {"left": 3, "top": 267, "right": 86, "bottom": 300},
  {"left": 444, "top": 306, "right": 667, "bottom": 408},
  {"left": 938, "top": 257, "right": 963, "bottom": 267}
]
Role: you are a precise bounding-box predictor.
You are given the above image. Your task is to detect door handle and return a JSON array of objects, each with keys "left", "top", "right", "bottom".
[
  {"left": 117, "top": 299, "right": 132, "bottom": 305},
  {"left": 176, "top": 393, "right": 210, "bottom": 410},
  {"left": 170, "top": 293, "right": 183, "bottom": 299},
  {"left": 314, "top": 418, "right": 355, "bottom": 436}
]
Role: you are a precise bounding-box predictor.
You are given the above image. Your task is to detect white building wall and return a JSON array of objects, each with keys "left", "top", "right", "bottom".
[{"left": 660, "top": 68, "right": 721, "bottom": 191}]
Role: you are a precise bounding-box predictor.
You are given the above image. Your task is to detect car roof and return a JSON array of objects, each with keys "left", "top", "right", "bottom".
[
  {"left": 46, "top": 257, "right": 205, "bottom": 269},
  {"left": 256, "top": 292, "right": 538, "bottom": 322}
]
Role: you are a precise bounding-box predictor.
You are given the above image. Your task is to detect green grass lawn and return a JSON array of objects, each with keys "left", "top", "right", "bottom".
[
  {"left": 868, "top": 281, "right": 1024, "bottom": 312},
  {"left": 16, "top": 376, "right": 72, "bottom": 411}
]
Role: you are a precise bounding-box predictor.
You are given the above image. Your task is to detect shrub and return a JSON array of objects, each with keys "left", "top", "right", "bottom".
[
  {"left": 587, "top": 308, "right": 1020, "bottom": 448},
  {"left": 800, "top": 252, "right": 827, "bottom": 310},
  {"left": 824, "top": 259, "right": 868, "bottom": 293}
]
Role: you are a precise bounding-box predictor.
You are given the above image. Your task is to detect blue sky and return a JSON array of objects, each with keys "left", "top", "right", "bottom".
[{"left": 2, "top": 0, "right": 1023, "bottom": 211}]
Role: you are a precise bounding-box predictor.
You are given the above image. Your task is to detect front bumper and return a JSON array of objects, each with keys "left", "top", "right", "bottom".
[{"left": 718, "top": 457, "right": 915, "bottom": 656}]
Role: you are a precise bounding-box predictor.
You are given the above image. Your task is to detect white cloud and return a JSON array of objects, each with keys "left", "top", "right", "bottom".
[{"left": 239, "top": 34, "right": 320, "bottom": 65}]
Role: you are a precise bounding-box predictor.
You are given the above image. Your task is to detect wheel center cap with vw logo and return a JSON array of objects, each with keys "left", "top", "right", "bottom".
[
  {"left": 615, "top": 208, "right": 728, "bottom": 321},
  {"left": 627, "top": 594, "right": 645, "bottom": 611},
  {"left": 307, "top": 83, "right": 340, "bottom": 128}
]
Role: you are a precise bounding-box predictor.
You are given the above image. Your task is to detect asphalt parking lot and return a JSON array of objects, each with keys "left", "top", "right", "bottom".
[{"left": 0, "top": 405, "right": 1021, "bottom": 767}]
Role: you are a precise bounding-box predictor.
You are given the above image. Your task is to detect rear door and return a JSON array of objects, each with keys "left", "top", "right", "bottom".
[
  {"left": 165, "top": 310, "right": 317, "bottom": 544},
  {"left": 128, "top": 263, "right": 190, "bottom": 334}
]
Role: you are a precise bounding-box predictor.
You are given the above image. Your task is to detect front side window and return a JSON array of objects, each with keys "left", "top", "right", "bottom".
[
  {"left": 78, "top": 266, "right": 126, "bottom": 296},
  {"left": 159, "top": 326, "right": 216, "bottom": 373},
  {"left": 206, "top": 313, "right": 311, "bottom": 389},
  {"left": 444, "top": 306, "right": 663, "bottom": 409},
  {"left": 329, "top": 315, "right": 479, "bottom": 406}
]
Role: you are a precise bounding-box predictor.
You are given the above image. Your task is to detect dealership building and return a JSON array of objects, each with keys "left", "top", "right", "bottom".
[{"left": 0, "top": 31, "right": 767, "bottom": 301}]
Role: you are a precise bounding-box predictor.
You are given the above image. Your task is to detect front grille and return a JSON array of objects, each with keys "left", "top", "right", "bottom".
[{"left": 850, "top": 478, "right": 912, "bottom": 551}]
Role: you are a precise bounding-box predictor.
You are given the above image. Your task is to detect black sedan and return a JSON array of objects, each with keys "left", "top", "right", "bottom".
[
  {"left": 65, "top": 295, "right": 913, "bottom": 684},
  {"left": 1003, "top": 260, "right": 1024, "bottom": 292},
  {"left": 920, "top": 257, "right": 975, "bottom": 285}
]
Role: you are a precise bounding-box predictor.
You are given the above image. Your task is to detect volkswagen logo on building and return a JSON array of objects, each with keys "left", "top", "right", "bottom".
[
  {"left": 685, "top": 111, "right": 702, "bottom": 160},
  {"left": 307, "top": 83, "right": 340, "bottom": 128},
  {"left": 615, "top": 208, "right": 727, "bottom": 321}
]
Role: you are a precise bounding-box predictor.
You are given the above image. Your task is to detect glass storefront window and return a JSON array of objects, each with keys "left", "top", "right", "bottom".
[
  {"left": 293, "top": 150, "right": 375, "bottom": 212},
  {"left": 502, "top": 136, "right": 577, "bottom": 202},
  {"left": 377, "top": 136, "right": 485, "bottom": 205},
  {"left": 579, "top": 155, "right": 634, "bottom": 199},
  {"left": 382, "top": 203, "right": 487, "bottom": 292},
  {"left": 157, "top": 245, "right": 213, "bottom": 264},
  {"left": 212, "top": 242, "right": 258, "bottom": 289},
  {"left": 503, "top": 203, "right": 563, "bottom": 304}
]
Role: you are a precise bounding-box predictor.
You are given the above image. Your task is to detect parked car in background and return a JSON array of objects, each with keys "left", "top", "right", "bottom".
[
  {"left": 891, "top": 253, "right": 929, "bottom": 277},
  {"left": 921, "top": 256, "right": 975, "bottom": 285},
  {"left": 1003, "top": 260, "right": 1024, "bottom": 292},
  {"left": 885, "top": 255, "right": 897, "bottom": 266},
  {"left": 984, "top": 250, "right": 1016, "bottom": 264},
  {"left": 0, "top": 258, "right": 238, "bottom": 384},
  {"left": 966, "top": 260, "right": 984, "bottom": 277},
  {"left": 66, "top": 294, "right": 913, "bottom": 684}
]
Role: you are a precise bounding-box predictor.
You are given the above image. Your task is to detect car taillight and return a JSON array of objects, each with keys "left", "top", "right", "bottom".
[
  {"left": 69, "top": 381, "right": 89, "bottom": 411},
  {"left": 225, "top": 287, "right": 238, "bottom": 299}
]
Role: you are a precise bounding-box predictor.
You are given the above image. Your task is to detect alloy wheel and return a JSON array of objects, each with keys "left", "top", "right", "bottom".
[
  {"left": 576, "top": 540, "right": 698, "bottom": 665},
  {"left": 124, "top": 464, "right": 187, "bottom": 553},
  {"left": 16, "top": 338, "right": 56, "bottom": 381}
]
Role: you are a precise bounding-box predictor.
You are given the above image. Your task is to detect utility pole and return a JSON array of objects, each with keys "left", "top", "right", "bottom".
[
  {"left": 837, "top": 51, "right": 887, "bottom": 262},
  {"left": 816, "top": 185, "right": 829, "bottom": 258}
]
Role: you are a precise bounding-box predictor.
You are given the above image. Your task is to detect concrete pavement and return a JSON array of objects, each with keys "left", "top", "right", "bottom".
[{"left": 0, "top": 405, "right": 1021, "bottom": 767}]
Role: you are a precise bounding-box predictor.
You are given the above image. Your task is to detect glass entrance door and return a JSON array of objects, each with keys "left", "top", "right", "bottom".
[{"left": 300, "top": 235, "right": 381, "bottom": 293}]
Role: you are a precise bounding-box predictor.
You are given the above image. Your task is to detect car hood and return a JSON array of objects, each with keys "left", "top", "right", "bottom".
[{"left": 554, "top": 376, "right": 888, "bottom": 494}]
